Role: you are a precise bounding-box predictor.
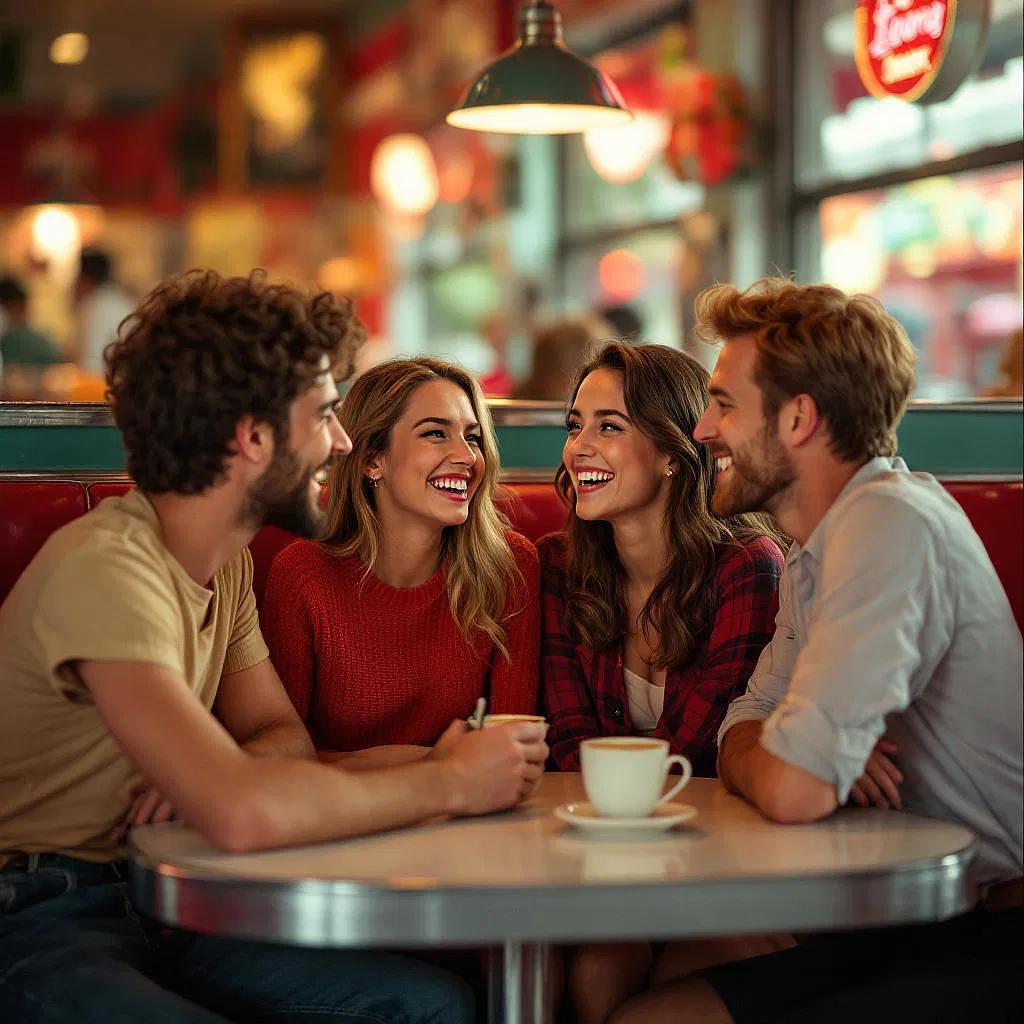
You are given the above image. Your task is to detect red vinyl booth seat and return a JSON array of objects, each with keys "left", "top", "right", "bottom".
[
  {"left": 1, "top": 477, "right": 1020, "bottom": 632},
  {"left": 945, "top": 480, "right": 1023, "bottom": 630},
  {"left": 0, "top": 482, "right": 88, "bottom": 603},
  {"left": 496, "top": 482, "right": 568, "bottom": 543}
]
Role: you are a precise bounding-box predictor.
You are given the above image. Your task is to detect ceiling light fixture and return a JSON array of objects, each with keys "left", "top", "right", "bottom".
[{"left": 446, "top": 0, "right": 632, "bottom": 135}]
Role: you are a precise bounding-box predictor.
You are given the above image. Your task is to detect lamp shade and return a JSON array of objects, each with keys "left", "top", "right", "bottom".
[{"left": 446, "top": 1, "right": 632, "bottom": 135}]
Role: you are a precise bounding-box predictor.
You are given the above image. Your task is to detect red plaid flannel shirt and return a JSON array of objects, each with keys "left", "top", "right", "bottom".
[{"left": 538, "top": 533, "right": 783, "bottom": 776}]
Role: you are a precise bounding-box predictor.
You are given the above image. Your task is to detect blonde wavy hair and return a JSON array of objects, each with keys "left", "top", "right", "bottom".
[{"left": 322, "top": 357, "right": 520, "bottom": 658}]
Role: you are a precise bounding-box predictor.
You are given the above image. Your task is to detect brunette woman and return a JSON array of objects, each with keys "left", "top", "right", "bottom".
[{"left": 539, "top": 343, "right": 790, "bottom": 1024}]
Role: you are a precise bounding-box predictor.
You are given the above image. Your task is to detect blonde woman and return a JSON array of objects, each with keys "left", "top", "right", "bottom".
[{"left": 262, "top": 357, "right": 540, "bottom": 766}]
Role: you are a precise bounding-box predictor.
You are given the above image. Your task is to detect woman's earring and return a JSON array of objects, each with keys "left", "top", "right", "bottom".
[
  {"left": 666, "top": 467, "right": 674, "bottom": 478},
  {"left": 371, "top": 476, "right": 381, "bottom": 488}
]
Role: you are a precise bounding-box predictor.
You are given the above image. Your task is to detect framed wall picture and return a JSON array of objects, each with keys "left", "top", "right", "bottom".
[{"left": 221, "top": 15, "right": 343, "bottom": 193}]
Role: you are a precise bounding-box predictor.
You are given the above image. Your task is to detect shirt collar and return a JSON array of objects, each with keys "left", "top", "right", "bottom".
[{"left": 788, "top": 456, "right": 907, "bottom": 567}]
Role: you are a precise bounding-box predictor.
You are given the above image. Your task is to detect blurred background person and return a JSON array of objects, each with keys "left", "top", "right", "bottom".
[
  {"left": 598, "top": 303, "right": 643, "bottom": 342},
  {"left": 511, "top": 316, "right": 612, "bottom": 402},
  {"left": 75, "top": 247, "right": 135, "bottom": 379},
  {"left": 982, "top": 328, "right": 1023, "bottom": 398},
  {"left": 0, "top": 275, "right": 63, "bottom": 397}
]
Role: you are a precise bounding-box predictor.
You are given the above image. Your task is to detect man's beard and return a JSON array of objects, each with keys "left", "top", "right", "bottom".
[
  {"left": 712, "top": 423, "right": 796, "bottom": 517},
  {"left": 244, "top": 447, "right": 327, "bottom": 539}
]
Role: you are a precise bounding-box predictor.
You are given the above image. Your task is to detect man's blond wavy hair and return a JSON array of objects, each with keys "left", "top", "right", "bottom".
[
  {"left": 322, "top": 357, "right": 519, "bottom": 658},
  {"left": 694, "top": 277, "right": 917, "bottom": 463}
]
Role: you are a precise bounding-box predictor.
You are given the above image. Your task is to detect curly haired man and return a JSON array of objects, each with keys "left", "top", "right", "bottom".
[{"left": 0, "top": 270, "right": 548, "bottom": 1023}]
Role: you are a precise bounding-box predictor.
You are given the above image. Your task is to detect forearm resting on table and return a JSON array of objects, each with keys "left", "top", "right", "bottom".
[
  {"left": 239, "top": 716, "right": 317, "bottom": 760},
  {"left": 319, "top": 745, "right": 431, "bottom": 769},
  {"left": 80, "top": 658, "right": 466, "bottom": 853},
  {"left": 719, "top": 720, "right": 838, "bottom": 824},
  {"left": 194, "top": 755, "right": 458, "bottom": 853}
]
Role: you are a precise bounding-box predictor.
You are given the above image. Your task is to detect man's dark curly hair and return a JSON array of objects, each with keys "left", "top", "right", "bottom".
[{"left": 106, "top": 269, "right": 366, "bottom": 494}]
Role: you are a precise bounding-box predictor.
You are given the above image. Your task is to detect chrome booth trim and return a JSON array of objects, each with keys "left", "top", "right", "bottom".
[{"left": 1, "top": 398, "right": 1021, "bottom": 429}]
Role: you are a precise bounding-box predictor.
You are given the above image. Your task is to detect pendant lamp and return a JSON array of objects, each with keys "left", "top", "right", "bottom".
[{"left": 446, "top": 0, "right": 632, "bottom": 135}]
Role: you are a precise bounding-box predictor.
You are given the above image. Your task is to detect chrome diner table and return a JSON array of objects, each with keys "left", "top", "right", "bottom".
[{"left": 131, "top": 773, "right": 977, "bottom": 1024}]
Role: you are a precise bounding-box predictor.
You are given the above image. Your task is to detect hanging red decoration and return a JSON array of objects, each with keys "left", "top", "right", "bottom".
[{"left": 655, "top": 27, "right": 757, "bottom": 187}]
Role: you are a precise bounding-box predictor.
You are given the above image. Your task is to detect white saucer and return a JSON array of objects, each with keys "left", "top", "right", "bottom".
[{"left": 553, "top": 801, "right": 697, "bottom": 834}]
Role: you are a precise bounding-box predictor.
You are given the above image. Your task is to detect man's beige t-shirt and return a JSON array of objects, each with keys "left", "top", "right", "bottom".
[{"left": 0, "top": 489, "right": 269, "bottom": 865}]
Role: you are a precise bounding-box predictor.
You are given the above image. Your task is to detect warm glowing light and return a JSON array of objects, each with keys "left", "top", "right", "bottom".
[
  {"left": 445, "top": 0, "right": 632, "bottom": 136},
  {"left": 31, "top": 206, "right": 81, "bottom": 260},
  {"left": 822, "top": 236, "right": 886, "bottom": 293},
  {"left": 50, "top": 33, "right": 89, "bottom": 66},
  {"left": 598, "top": 248, "right": 645, "bottom": 302},
  {"left": 583, "top": 112, "right": 670, "bottom": 183},
  {"left": 317, "top": 256, "right": 364, "bottom": 294},
  {"left": 437, "top": 151, "right": 475, "bottom": 205},
  {"left": 447, "top": 103, "right": 632, "bottom": 135},
  {"left": 370, "top": 134, "right": 439, "bottom": 217}
]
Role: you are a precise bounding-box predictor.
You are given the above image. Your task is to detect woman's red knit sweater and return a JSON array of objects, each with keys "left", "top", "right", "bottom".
[{"left": 261, "top": 531, "right": 541, "bottom": 751}]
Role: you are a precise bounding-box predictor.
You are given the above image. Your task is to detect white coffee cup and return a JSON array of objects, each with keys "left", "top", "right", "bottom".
[{"left": 580, "top": 737, "right": 692, "bottom": 818}]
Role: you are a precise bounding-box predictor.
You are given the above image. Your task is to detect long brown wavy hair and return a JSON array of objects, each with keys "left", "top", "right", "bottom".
[
  {"left": 555, "top": 343, "right": 782, "bottom": 668},
  {"left": 322, "top": 357, "right": 520, "bottom": 658}
]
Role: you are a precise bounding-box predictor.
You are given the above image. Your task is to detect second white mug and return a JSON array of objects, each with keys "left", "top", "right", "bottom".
[{"left": 580, "top": 737, "right": 692, "bottom": 818}]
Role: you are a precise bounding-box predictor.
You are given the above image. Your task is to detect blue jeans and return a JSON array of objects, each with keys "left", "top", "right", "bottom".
[{"left": 0, "top": 854, "right": 474, "bottom": 1023}]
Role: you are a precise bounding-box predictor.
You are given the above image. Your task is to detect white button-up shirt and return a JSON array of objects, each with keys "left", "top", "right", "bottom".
[{"left": 720, "top": 457, "right": 1023, "bottom": 886}]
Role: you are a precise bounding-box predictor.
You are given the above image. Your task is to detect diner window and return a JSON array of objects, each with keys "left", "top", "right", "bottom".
[
  {"left": 795, "top": 0, "right": 1024, "bottom": 189},
  {"left": 556, "top": 3, "right": 708, "bottom": 349},
  {"left": 564, "top": 132, "right": 705, "bottom": 238},
  {"left": 819, "top": 163, "right": 1023, "bottom": 397},
  {"left": 792, "top": 0, "right": 1024, "bottom": 398}
]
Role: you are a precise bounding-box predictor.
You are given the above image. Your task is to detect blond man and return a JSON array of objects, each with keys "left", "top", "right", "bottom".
[{"left": 607, "top": 278, "right": 1022, "bottom": 1023}]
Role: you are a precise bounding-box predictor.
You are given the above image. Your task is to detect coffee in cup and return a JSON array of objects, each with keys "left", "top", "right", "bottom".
[
  {"left": 580, "top": 737, "right": 692, "bottom": 818},
  {"left": 482, "top": 714, "right": 548, "bottom": 738}
]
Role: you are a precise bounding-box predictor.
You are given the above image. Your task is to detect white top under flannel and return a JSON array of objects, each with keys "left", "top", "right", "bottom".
[{"left": 719, "top": 457, "right": 1023, "bottom": 888}]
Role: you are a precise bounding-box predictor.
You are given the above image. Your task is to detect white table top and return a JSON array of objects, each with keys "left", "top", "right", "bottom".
[{"left": 131, "top": 774, "right": 977, "bottom": 947}]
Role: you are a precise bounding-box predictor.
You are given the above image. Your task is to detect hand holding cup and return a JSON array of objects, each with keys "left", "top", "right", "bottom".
[{"left": 432, "top": 717, "right": 549, "bottom": 816}]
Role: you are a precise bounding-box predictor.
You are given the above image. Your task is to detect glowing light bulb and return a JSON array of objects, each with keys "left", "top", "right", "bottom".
[
  {"left": 370, "top": 134, "right": 439, "bottom": 217},
  {"left": 50, "top": 33, "right": 89, "bottom": 65},
  {"left": 317, "top": 256, "right": 363, "bottom": 294},
  {"left": 31, "top": 206, "right": 81, "bottom": 260},
  {"left": 598, "top": 248, "right": 645, "bottom": 301},
  {"left": 584, "top": 113, "right": 670, "bottom": 184}
]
